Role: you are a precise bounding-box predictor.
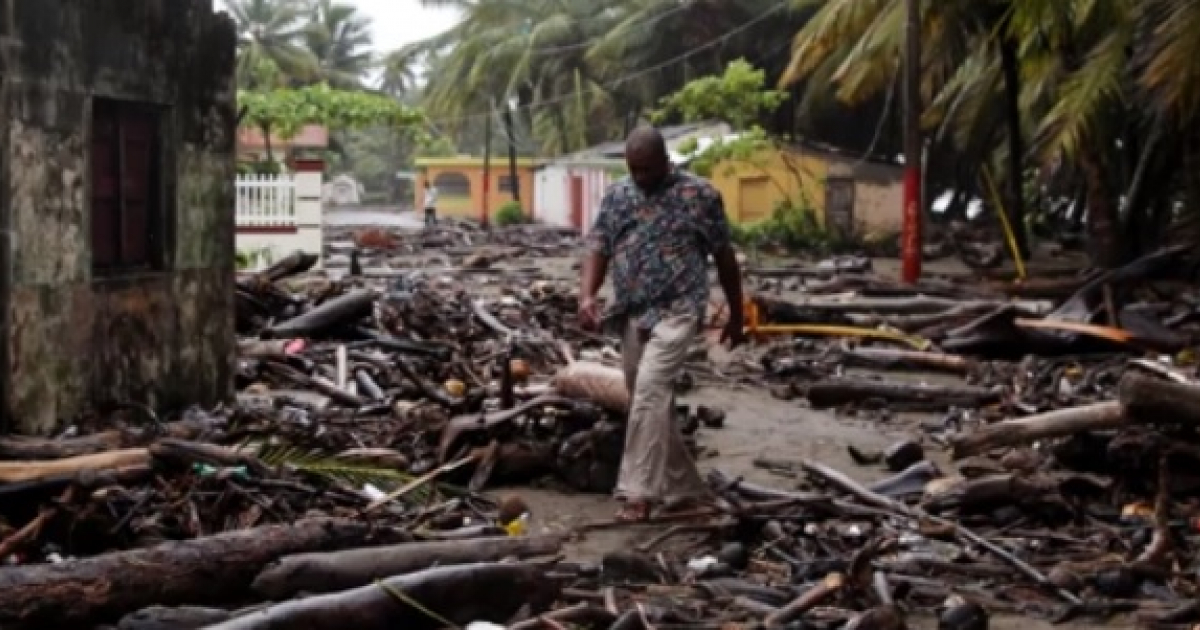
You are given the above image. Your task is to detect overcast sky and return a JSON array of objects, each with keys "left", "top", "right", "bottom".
[
  {"left": 351, "top": 0, "right": 460, "bottom": 53},
  {"left": 216, "top": 0, "right": 461, "bottom": 52}
]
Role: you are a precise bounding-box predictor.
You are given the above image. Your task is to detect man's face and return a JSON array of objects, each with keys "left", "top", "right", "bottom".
[{"left": 626, "top": 148, "right": 669, "bottom": 193}]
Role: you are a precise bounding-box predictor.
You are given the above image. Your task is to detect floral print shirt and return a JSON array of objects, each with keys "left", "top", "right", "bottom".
[{"left": 586, "top": 168, "right": 732, "bottom": 330}]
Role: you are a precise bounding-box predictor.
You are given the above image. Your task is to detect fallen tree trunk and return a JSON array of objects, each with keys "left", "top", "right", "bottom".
[
  {"left": 0, "top": 464, "right": 151, "bottom": 501},
  {"left": 0, "top": 518, "right": 404, "bottom": 627},
  {"left": 1119, "top": 371, "right": 1200, "bottom": 426},
  {"left": 265, "top": 289, "right": 376, "bottom": 339},
  {"left": 0, "top": 415, "right": 220, "bottom": 460},
  {"left": 0, "top": 448, "right": 149, "bottom": 484},
  {"left": 949, "top": 401, "right": 1125, "bottom": 459},
  {"left": 238, "top": 250, "right": 319, "bottom": 287},
  {"left": 209, "top": 562, "right": 559, "bottom": 630},
  {"left": 804, "top": 378, "right": 998, "bottom": 409},
  {"left": 253, "top": 534, "right": 566, "bottom": 599}
]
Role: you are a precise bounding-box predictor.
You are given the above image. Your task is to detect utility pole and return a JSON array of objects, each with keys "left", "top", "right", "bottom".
[
  {"left": 901, "top": 0, "right": 922, "bottom": 283},
  {"left": 503, "top": 98, "right": 520, "bottom": 202},
  {"left": 482, "top": 97, "right": 492, "bottom": 229}
]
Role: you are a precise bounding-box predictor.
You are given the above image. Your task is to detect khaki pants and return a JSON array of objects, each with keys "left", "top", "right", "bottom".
[{"left": 615, "top": 314, "right": 709, "bottom": 504}]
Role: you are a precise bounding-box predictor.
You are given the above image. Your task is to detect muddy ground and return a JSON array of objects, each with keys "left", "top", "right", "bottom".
[{"left": 325, "top": 219, "right": 1116, "bottom": 629}]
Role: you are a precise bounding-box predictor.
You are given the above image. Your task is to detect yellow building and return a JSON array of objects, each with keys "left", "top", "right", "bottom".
[
  {"left": 710, "top": 143, "right": 905, "bottom": 237},
  {"left": 415, "top": 157, "right": 539, "bottom": 220}
]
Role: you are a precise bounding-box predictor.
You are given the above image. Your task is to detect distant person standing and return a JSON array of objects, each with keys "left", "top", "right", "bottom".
[{"left": 422, "top": 181, "right": 439, "bottom": 227}]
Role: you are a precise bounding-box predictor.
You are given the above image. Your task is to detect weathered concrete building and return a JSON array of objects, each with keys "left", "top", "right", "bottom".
[{"left": 0, "top": 0, "right": 238, "bottom": 434}]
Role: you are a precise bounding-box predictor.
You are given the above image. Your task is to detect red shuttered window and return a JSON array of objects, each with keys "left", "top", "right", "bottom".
[{"left": 90, "top": 98, "right": 163, "bottom": 273}]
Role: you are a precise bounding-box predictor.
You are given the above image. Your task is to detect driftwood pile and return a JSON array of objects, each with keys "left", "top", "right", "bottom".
[{"left": 5, "top": 236, "right": 1200, "bottom": 628}]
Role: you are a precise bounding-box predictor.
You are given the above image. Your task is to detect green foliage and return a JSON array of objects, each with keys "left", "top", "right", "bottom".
[
  {"left": 237, "top": 160, "right": 284, "bottom": 176},
  {"left": 731, "top": 200, "right": 870, "bottom": 256},
  {"left": 415, "top": 135, "right": 458, "bottom": 158},
  {"left": 238, "top": 83, "right": 427, "bottom": 141},
  {"left": 654, "top": 59, "right": 788, "bottom": 129},
  {"left": 236, "top": 247, "right": 273, "bottom": 270},
  {"left": 494, "top": 201, "right": 528, "bottom": 226},
  {"left": 685, "top": 127, "right": 775, "bottom": 178}
]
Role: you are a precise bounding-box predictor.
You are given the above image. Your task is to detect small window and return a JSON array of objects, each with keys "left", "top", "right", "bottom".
[
  {"left": 498, "top": 175, "right": 519, "bottom": 193},
  {"left": 91, "top": 97, "right": 165, "bottom": 274},
  {"left": 433, "top": 172, "right": 470, "bottom": 196}
]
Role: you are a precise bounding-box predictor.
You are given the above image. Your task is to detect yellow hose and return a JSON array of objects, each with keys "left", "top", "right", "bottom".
[{"left": 981, "top": 166, "right": 1026, "bottom": 281}]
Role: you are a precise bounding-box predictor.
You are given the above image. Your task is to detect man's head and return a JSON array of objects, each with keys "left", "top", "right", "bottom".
[
  {"left": 424, "top": 181, "right": 431, "bottom": 189},
  {"left": 625, "top": 126, "right": 670, "bottom": 192}
]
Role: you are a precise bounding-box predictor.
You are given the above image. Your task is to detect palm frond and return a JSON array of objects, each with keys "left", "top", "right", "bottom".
[{"left": 250, "top": 441, "right": 440, "bottom": 505}]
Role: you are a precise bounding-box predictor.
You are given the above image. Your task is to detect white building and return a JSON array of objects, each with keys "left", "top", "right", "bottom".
[{"left": 533, "top": 121, "right": 732, "bottom": 234}]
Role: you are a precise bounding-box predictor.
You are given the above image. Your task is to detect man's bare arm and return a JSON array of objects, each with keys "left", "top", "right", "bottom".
[
  {"left": 712, "top": 246, "right": 743, "bottom": 323},
  {"left": 581, "top": 250, "right": 609, "bottom": 300}
]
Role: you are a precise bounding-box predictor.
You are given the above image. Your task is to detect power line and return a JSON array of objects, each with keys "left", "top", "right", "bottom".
[
  {"left": 503, "top": 35, "right": 797, "bottom": 154},
  {"left": 421, "top": 2, "right": 791, "bottom": 129}
]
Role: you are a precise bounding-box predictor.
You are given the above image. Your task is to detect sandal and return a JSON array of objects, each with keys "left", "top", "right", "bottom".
[{"left": 614, "top": 501, "right": 651, "bottom": 523}]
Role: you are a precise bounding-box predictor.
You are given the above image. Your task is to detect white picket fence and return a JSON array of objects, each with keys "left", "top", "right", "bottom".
[
  {"left": 235, "top": 172, "right": 324, "bottom": 269},
  {"left": 236, "top": 173, "right": 296, "bottom": 228}
]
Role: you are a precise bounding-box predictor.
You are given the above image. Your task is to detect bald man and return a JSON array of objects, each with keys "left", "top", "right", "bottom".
[{"left": 579, "top": 126, "right": 746, "bottom": 522}]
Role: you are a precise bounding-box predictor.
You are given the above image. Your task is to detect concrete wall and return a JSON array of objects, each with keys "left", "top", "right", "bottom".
[
  {"left": 414, "top": 158, "right": 538, "bottom": 220},
  {"left": 710, "top": 146, "right": 904, "bottom": 236},
  {"left": 0, "top": 0, "right": 237, "bottom": 434},
  {"left": 826, "top": 158, "right": 904, "bottom": 236},
  {"left": 534, "top": 163, "right": 615, "bottom": 234},
  {"left": 710, "top": 148, "right": 828, "bottom": 224}
]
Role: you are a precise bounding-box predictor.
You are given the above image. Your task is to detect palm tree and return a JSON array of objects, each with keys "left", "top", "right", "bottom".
[
  {"left": 302, "top": 0, "right": 375, "bottom": 88},
  {"left": 226, "top": 0, "right": 316, "bottom": 87},
  {"left": 380, "top": 45, "right": 423, "bottom": 98}
]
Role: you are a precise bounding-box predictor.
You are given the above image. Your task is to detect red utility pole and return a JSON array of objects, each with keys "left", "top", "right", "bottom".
[
  {"left": 482, "top": 97, "right": 493, "bottom": 228},
  {"left": 901, "top": 0, "right": 922, "bottom": 283}
]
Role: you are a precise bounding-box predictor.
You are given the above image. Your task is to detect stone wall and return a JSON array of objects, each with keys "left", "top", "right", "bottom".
[{"left": 0, "top": 0, "right": 237, "bottom": 434}]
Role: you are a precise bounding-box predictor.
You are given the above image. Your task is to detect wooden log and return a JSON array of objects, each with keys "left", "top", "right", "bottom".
[
  {"left": 1118, "top": 371, "right": 1200, "bottom": 426},
  {"left": 116, "top": 605, "right": 236, "bottom": 629},
  {"left": 0, "top": 465, "right": 151, "bottom": 501},
  {"left": 0, "top": 518, "right": 404, "bottom": 627},
  {"left": 0, "top": 448, "right": 149, "bottom": 484},
  {"left": 781, "top": 296, "right": 1002, "bottom": 315},
  {"left": 804, "top": 378, "right": 998, "bottom": 409},
  {"left": 265, "top": 289, "right": 376, "bottom": 338},
  {"left": 0, "top": 416, "right": 220, "bottom": 460},
  {"left": 949, "top": 401, "right": 1125, "bottom": 459},
  {"left": 237, "top": 250, "right": 319, "bottom": 288},
  {"left": 839, "top": 348, "right": 973, "bottom": 374},
  {"left": 208, "top": 562, "right": 559, "bottom": 630},
  {"left": 253, "top": 534, "right": 566, "bottom": 599}
]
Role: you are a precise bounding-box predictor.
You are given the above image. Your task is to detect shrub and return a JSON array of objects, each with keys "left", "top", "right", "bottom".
[
  {"left": 730, "top": 200, "right": 872, "bottom": 256},
  {"left": 495, "top": 201, "right": 528, "bottom": 226}
]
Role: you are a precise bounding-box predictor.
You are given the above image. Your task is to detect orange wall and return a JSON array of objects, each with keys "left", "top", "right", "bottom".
[{"left": 414, "top": 159, "right": 537, "bottom": 220}]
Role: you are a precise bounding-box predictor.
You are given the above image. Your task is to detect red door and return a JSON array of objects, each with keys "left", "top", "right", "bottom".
[{"left": 569, "top": 175, "right": 584, "bottom": 229}]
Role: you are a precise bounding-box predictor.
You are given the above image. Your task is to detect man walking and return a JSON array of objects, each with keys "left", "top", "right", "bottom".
[
  {"left": 422, "top": 180, "right": 439, "bottom": 227},
  {"left": 578, "top": 126, "right": 746, "bottom": 522}
]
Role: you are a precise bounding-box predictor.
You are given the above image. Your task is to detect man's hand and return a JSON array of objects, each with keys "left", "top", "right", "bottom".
[
  {"left": 720, "top": 313, "right": 747, "bottom": 349},
  {"left": 578, "top": 296, "right": 601, "bottom": 331}
]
